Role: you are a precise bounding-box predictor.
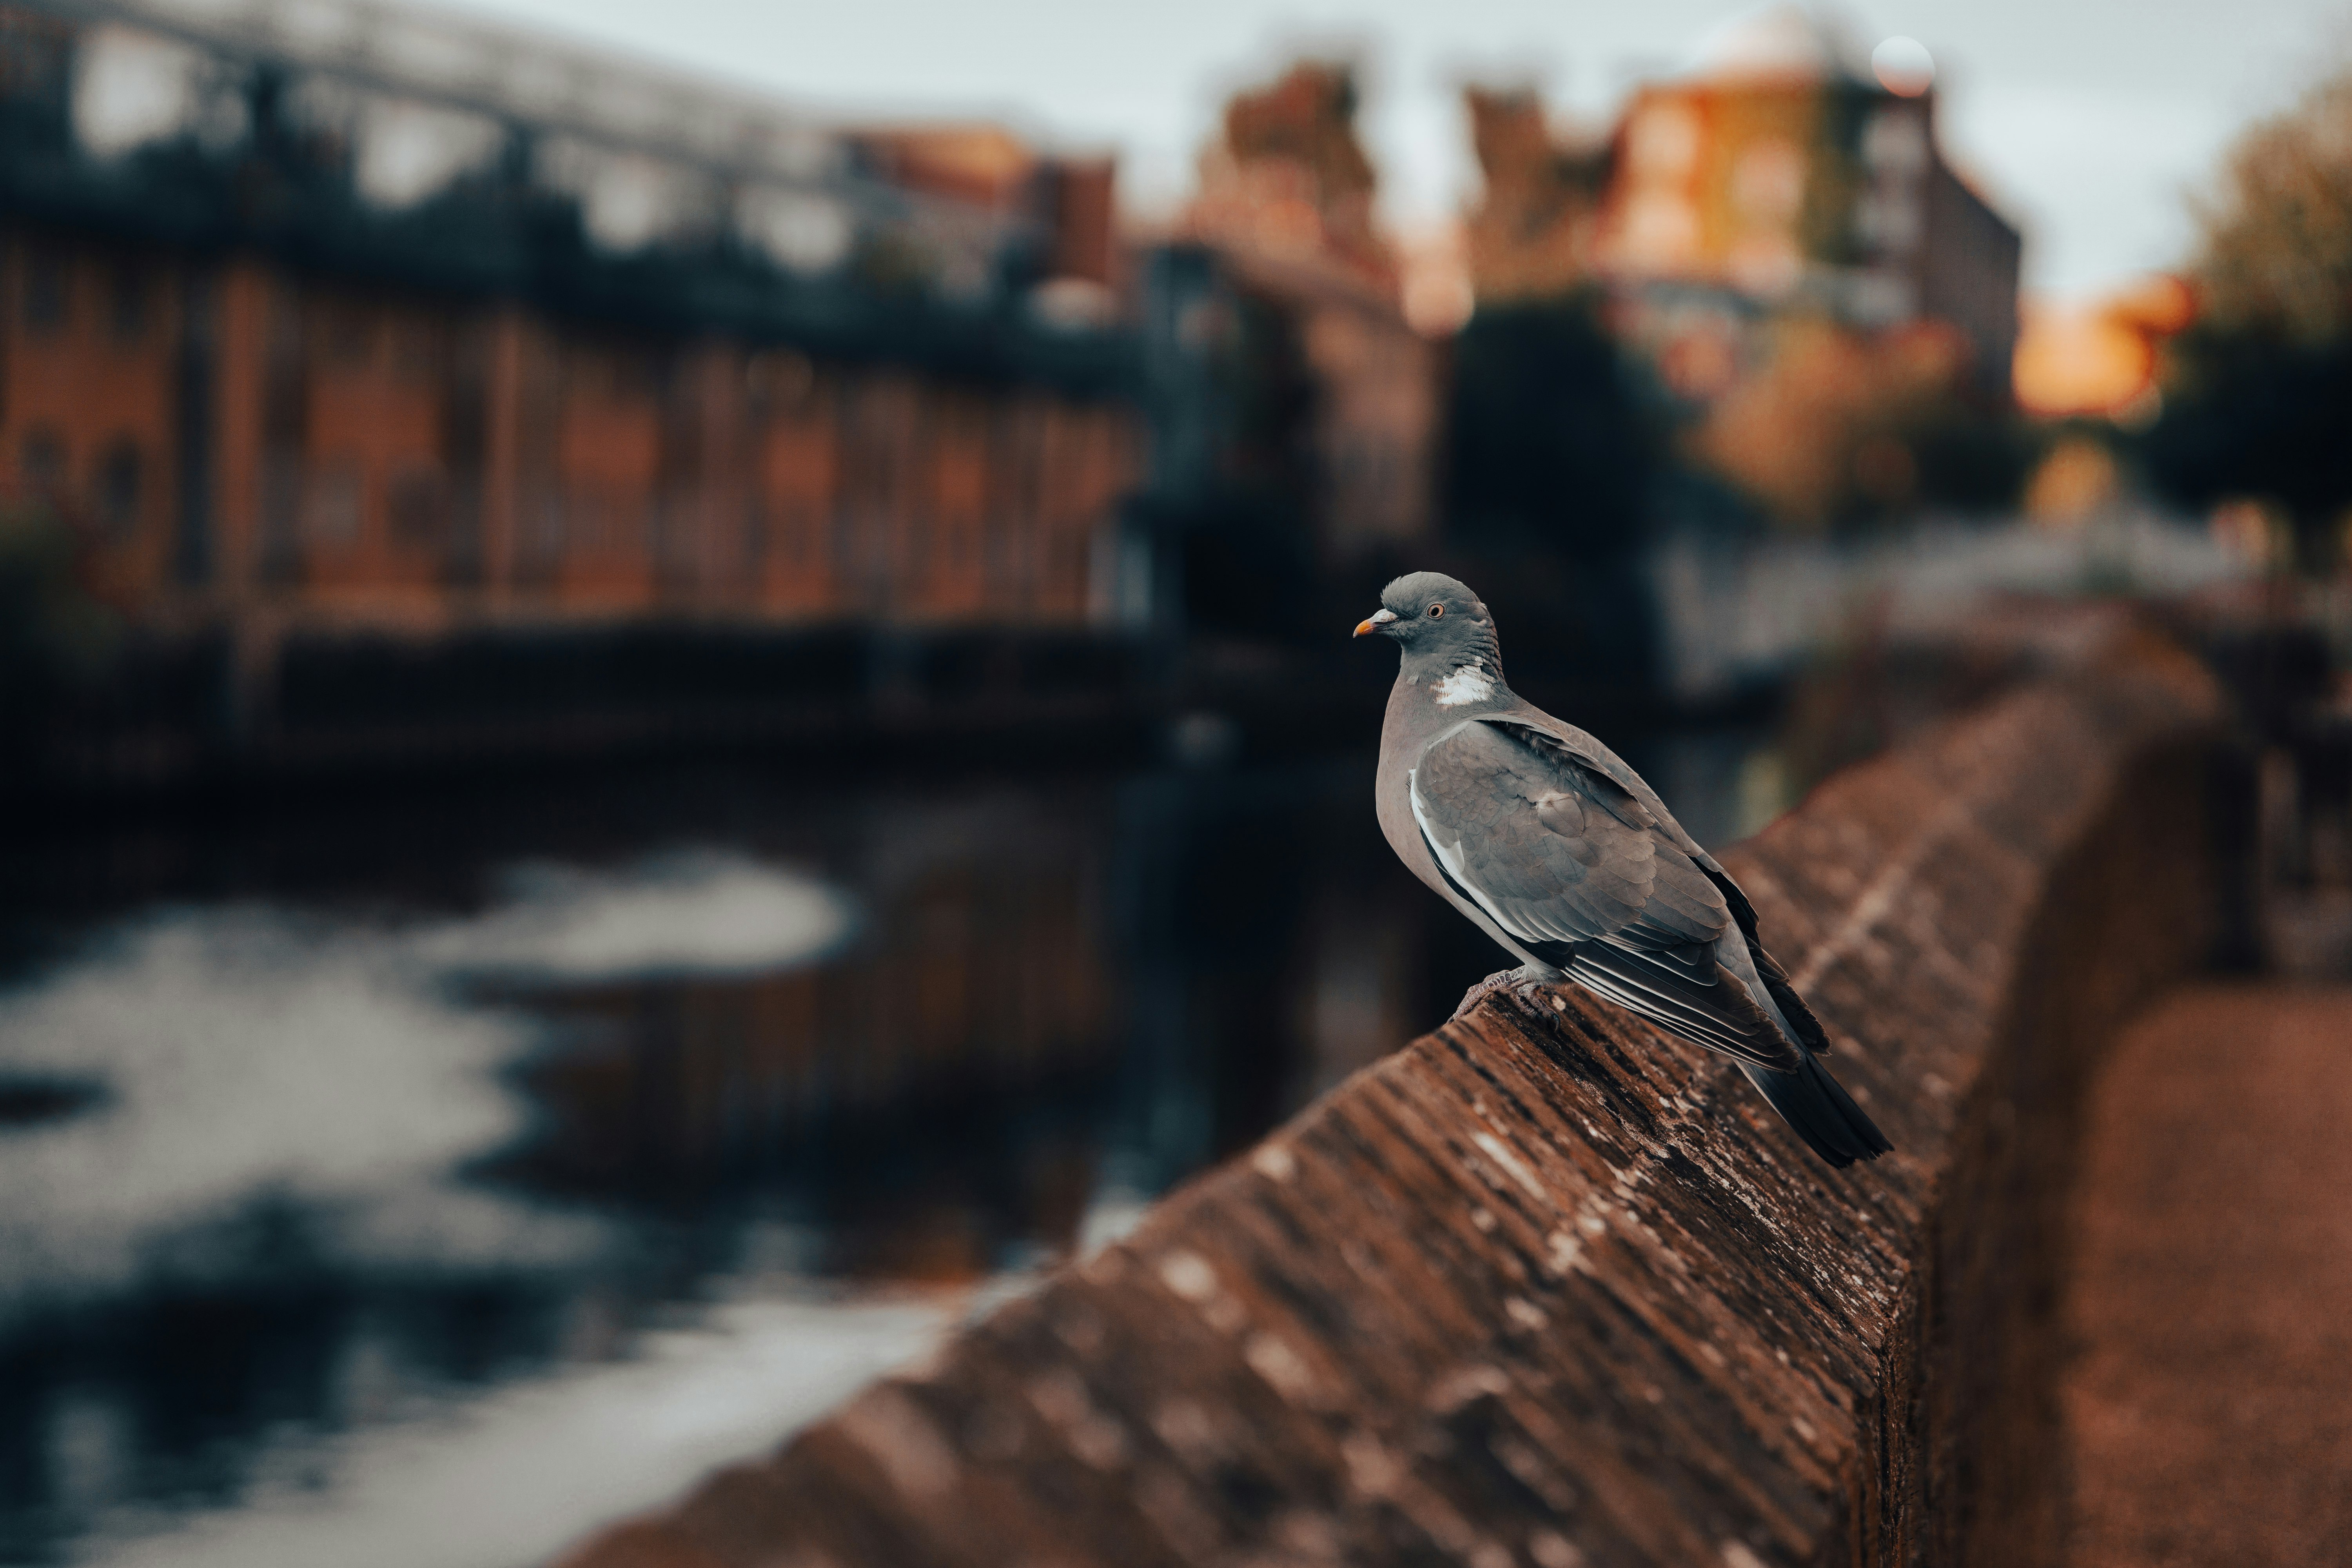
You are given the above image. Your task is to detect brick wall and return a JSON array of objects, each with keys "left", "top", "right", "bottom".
[
  {"left": 555, "top": 627, "right": 2240, "bottom": 1568},
  {"left": 0, "top": 228, "right": 1141, "bottom": 633}
]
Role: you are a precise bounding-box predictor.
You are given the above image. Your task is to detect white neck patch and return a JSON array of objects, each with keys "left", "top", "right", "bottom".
[{"left": 1432, "top": 665, "right": 1494, "bottom": 707}]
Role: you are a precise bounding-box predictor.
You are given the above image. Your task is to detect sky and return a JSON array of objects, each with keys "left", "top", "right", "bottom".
[{"left": 446, "top": 0, "right": 2352, "bottom": 304}]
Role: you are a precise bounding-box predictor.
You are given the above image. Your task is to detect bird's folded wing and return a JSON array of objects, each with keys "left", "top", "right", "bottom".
[
  {"left": 1410, "top": 719, "right": 1801, "bottom": 1071},
  {"left": 1489, "top": 712, "right": 1835, "bottom": 1057}
]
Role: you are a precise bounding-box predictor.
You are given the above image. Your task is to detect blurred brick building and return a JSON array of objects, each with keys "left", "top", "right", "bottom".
[
  {"left": 1469, "top": 7, "right": 2019, "bottom": 389},
  {"left": 1166, "top": 62, "right": 1439, "bottom": 579},
  {"left": 0, "top": 0, "right": 1140, "bottom": 643},
  {"left": 1463, "top": 7, "right": 2022, "bottom": 526}
]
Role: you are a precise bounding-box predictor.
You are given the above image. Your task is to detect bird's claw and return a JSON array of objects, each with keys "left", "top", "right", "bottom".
[{"left": 1451, "top": 966, "right": 1548, "bottom": 1022}]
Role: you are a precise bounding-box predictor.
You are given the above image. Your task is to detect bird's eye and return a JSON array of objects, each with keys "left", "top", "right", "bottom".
[{"left": 1426, "top": 603, "right": 1444, "bottom": 619}]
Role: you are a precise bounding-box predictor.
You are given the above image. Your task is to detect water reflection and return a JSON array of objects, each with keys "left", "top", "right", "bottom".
[{"left": 0, "top": 726, "right": 1773, "bottom": 1566}]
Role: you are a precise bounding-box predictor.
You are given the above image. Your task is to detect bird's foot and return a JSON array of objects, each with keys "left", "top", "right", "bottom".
[{"left": 1451, "top": 965, "right": 1550, "bottom": 1022}]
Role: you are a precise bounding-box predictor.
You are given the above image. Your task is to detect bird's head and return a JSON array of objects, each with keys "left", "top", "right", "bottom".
[{"left": 1353, "top": 572, "right": 1498, "bottom": 670}]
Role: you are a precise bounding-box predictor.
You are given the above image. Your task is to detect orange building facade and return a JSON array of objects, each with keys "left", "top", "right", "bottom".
[{"left": 1463, "top": 10, "right": 2022, "bottom": 399}]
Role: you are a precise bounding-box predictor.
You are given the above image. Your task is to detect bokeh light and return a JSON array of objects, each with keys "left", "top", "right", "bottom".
[{"left": 1872, "top": 36, "right": 1936, "bottom": 97}]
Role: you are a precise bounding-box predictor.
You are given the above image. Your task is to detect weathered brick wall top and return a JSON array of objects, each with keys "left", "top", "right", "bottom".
[{"left": 562, "top": 630, "right": 2227, "bottom": 1568}]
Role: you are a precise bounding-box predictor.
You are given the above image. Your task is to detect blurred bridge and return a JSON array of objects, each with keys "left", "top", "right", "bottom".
[
  {"left": 9, "top": 0, "right": 1113, "bottom": 321},
  {"left": 0, "top": 0, "right": 1173, "bottom": 791},
  {"left": 0, "top": 1, "right": 1133, "bottom": 627}
]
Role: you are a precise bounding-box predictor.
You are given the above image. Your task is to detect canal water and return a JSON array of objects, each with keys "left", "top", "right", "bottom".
[{"left": 0, "top": 721, "right": 1780, "bottom": 1567}]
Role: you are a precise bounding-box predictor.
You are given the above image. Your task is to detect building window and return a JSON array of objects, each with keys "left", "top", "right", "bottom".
[
  {"left": 565, "top": 489, "right": 603, "bottom": 552},
  {"left": 612, "top": 347, "right": 662, "bottom": 401},
  {"left": 306, "top": 464, "right": 362, "bottom": 545},
  {"left": 96, "top": 440, "right": 141, "bottom": 538},
  {"left": 743, "top": 499, "right": 767, "bottom": 574},
  {"left": 387, "top": 467, "right": 446, "bottom": 549},
  {"left": 527, "top": 490, "right": 565, "bottom": 560},
  {"left": 21, "top": 248, "right": 66, "bottom": 334},
  {"left": 389, "top": 316, "right": 442, "bottom": 383},
  {"left": 19, "top": 430, "right": 64, "bottom": 499},
  {"left": 747, "top": 349, "right": 817, "bottom": 412},
  {"left": 108, "top": 265, "right": 148, "bottom": 345},
  {"left": 321, "top": 300, "right": 374, "bottom": 367}
]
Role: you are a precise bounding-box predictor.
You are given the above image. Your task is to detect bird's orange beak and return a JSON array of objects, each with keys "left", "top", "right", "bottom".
[{"left": 1353, "top": 608, "right": 1397, "bottom": 637}]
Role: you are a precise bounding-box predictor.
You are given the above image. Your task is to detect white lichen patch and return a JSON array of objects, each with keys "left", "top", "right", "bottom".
[
  {"left": 1530, "top": 1529, "right": 1585, "bottom": 1568},
  {"left": 1342, "top": 1431, "right": 1402, "bottom": 1497},
  {"left": 1471, "top": 1131, "right": 1549, "bottom": 1203},
  {"left": 1150, "top": 1397, "right": 1220, "bottom": 1461},
  {"left": 1244, "top": 1332, "right": 1318, "bottom": 1401},
  {"left": 1158, "top": 1249, "right": 1217, "bottom": 1302},
  {"left": 1251, "top": 1142, "right": 1297, "bottom": 1182},
  {"left": 838, "top": 1387, "right": 958, "bottom": 1501}
]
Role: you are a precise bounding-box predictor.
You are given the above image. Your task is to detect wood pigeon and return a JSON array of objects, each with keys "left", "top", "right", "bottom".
[{"left": 1359, "top": 571, "right": 1892, "bottom": 1168}]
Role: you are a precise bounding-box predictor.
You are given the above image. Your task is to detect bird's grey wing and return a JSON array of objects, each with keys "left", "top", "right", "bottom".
[
  {"left": 1487, "top": 713, "right": 1835, "bottom": 1058},
  {"left": 1410, "top": 721, "right": 1801, "bottom": 1071}
]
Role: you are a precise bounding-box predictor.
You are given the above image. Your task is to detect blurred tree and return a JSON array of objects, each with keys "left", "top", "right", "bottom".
[
  {"left": 1169, "top": 278, "right": 1324, "bottom": 644},
  {"left": 1442, "top": 294, "right": 1663, "bottom": 690},
  {"left": 1683, "top": 317, "right": 2033, "bottom": 533},
  {"left": 1446, "top": 294, "right": 1655, "bottom": 557},
  {"left": 0, "top": 505, "right": 117, "bottom": 742},
  {"left": 1904, "top": 401, "right": 2042, "bottom": 516},
  {"left": 2191, "top": 74, "right": 2352, "bottom": 343},
  {"left": 2143, "top": 70, "right": 2352, "bottom": 571}
]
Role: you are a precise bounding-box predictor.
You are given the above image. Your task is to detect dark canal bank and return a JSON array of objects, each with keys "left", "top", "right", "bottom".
[{"left": 0, "top": 710, "right": 1786, "bottom": 1568}]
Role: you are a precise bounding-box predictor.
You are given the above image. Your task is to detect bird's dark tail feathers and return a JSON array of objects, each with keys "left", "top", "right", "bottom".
[{"left": 1742, "top": 1055, "right": 1894, "bottom": 1169}]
